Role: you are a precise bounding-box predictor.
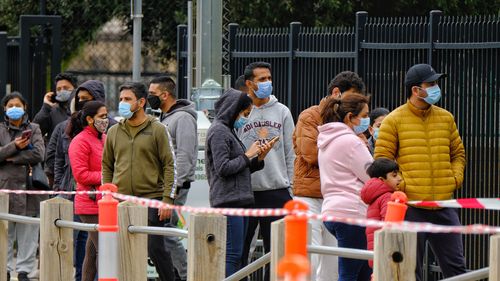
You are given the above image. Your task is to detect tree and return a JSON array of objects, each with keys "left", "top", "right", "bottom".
[{"left": 0, "top": 0, "right": 498, "bottom": 64}]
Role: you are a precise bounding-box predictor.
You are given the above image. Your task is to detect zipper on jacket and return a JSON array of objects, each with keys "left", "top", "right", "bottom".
[{"left": 423, "top": 117, "right": 435, "bottom": 201}]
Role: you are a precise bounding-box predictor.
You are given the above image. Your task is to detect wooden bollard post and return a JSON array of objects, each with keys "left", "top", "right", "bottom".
[
  {"left": 39, "top": 197, "right": 74, "bottom": 281},
  {"left": 187, "top": 213, "right": 226, "bottom": 281},
  {"left": 489, "top": 234, "right": 500, "bottom": 281},
  {"left": 117, "top": 201, "right": 148, "bottom": 281},
  {"left": 270, "top": 218, "right": 286, "bottom": 281},
  {"left": 0, "top": 193, "right": 8, "bottom": 281},
  {"left": 374, "top": 229, "right": 417, "bottom": 281}
]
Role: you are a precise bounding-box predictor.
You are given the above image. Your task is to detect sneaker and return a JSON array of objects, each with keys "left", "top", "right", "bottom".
[{"left": 17, "top": 272, "right": 30, "bottom": 281}]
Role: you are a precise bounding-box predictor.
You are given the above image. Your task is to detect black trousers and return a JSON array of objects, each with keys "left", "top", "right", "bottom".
[
  {"left": 405, "top": 207, "right": 467, "bottom": 280},
  {"left": 148, "top": 207, "right": 176, "bottom": 281},
  {"left": 242, "top": 188, "right": 293, "bottom": 281}
]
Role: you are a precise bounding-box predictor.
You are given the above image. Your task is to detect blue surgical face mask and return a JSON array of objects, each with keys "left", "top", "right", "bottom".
[
  {"left": 234, "top": 115, "right": 249, "bottom": 129},
  {"left": 55, "top": 90, "right": 72, "bottom": 102},
  {"left": 118, "top": 102, "right": 137, "bottom": 119},
  {"left": 420, "top": 85, "right": 441, "bottom": 105},
  {"left": 353, "top": 117, "right": 370, "bottom": 135},
  {"left": 6, "top": 107, "right": 25, "bottom": 120},
  {"left": 373, "top": 127, "right": 380, "bottom": 140},
  {"left": 254, "top": 81, "right": 273, "bottom": 99}
]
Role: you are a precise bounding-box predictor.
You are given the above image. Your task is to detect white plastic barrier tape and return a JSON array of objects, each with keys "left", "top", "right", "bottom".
[{"left": 1, "top": 189, "right": 500, "bottom": 234}]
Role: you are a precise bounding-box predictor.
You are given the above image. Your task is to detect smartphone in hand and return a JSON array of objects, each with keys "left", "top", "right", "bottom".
[{"left": 21, "top": 129, "right": 32, "bottom": 139}]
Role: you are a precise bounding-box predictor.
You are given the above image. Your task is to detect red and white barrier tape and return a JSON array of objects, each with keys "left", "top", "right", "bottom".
[
  {"left": 409, "top": 198, "right": 500, "bottom": 210},
  {"left": 2, "top": 189, "right": 500, "bottom": 234}
]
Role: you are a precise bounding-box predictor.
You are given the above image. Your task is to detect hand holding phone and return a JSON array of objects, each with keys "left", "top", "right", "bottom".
[
  {"left": 258, "top": 136, "right": 279, "bottom": 161},
  {"left": 21, "top": 129, "right": 32, "bottom": 140}
]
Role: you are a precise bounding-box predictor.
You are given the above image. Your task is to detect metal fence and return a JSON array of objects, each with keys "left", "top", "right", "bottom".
[{"left": 177, "top": 10, "right": 500, "bottom": 281}]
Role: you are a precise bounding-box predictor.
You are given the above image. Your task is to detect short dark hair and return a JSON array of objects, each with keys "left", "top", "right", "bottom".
[
  {"left": 2, "top": 91, "right": 27, "bottom": 107},
  {"left": 150, "top": 76, "right": 177, "bottom": 98},
  {"left": 119, "top": 82, "right": 148, "bottom": 101},
  {"left": 406, "top": 83, "right": 420, "bottom": 98},
  {"left": 234, "top": 75, "right": 247, "bottom": 91},
  {"left": 244, "top": 61, "right": 272, "bottom": 81},
  {"left": 369, "top": 107, "right": 390, "bottom": 126},
  {"left": 366, "top": 158, "right": 399, "bottom": 179},
  {"left": 55, "top": 72, "right": 78, "bottom": 87},
  {"left": 327, "top": 71, "right": 365, "bottom": 96}
]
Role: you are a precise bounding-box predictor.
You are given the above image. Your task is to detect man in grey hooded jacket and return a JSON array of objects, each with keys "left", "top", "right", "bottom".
[
  {"left": 238, "top": 61, "right": 295, "bottom": 281},
  {"left": 148, "top": 76, "right": 197, "bottom": 281}
]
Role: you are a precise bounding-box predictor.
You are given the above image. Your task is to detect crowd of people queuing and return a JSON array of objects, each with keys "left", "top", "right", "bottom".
[{"left": 1, "top": 61, "right": 466, "bottom": 281}]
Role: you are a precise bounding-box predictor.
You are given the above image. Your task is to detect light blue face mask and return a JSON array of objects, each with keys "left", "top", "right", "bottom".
[
  {"left": 55, "top": 90, "right": 72, "bottom": 102},
  {"left": 373, "top": 127, "right": 380, "bottom": 140},
  {"left": 118, "top": 102, "right": 137, "bottom": 119},
  {"left": 234, "top": 115, "right": 249, "bottom": 129},
  {"left": 254, "top": 81, "right": 273, "bottom": 99},
  {"left": 420, "top": 85, "right": 441, "bottom": 105},
  {"left": 353, "top": 117, "right": 370, "bottom": 135},
  {"left": 6, "top": 107, "right": 25, "bottom": 120}
]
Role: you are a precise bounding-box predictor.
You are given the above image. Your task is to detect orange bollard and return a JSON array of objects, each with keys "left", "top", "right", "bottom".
[
  {"left": 283, "top": 200, "right": 309, "bottom": 257},
  {"left": 277, "top": 200, "right": 310, "bottom": 280},
  {"left": 384, "top": 191, "right": 408, "bottom": 222},
  {"left": 98, "top": 183, "right": 119, "bottom": 281},
  {"left": 277, "top": 254, "right": 310, "bottom": 281}
]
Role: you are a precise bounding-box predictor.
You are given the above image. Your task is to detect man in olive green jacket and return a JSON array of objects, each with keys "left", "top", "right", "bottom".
[{"left": 102, "top": 82, "right": 177, "bottom": 281}]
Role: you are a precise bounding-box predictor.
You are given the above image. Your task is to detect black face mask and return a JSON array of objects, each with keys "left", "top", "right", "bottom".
[
  {"left": 147, "top": 95, "right": 161, "bottom": 110},
  {"left": 76, "top": 100, "right": 90, "bottom": 111}
]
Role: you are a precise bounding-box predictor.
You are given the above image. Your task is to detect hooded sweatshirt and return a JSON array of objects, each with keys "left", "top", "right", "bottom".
[
  {"left": 237, "top": 95, "right": 295, "bottom": 191},
  {"left": 161, "top": 100, "right": 198, "bottom": 189},
  {"left": 205, "top": 89, "right": 264, "bottom": 207},
  {"left": 360, "top": 178, "right": 394, "bottom": 252},
  {"left": 317, "top": 122, "right": 373, "bottom": 219},
  {"left": 45, "top": 79, "right": 116, "bottom": 180}
]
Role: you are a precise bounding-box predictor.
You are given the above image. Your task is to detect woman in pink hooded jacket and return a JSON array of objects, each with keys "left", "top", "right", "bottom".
[
  {"left": 68, "top": 101, "right": 108, "bottom": 281},
  {"left": 317, "top": 93, "right": 373, "bottom": 281}
]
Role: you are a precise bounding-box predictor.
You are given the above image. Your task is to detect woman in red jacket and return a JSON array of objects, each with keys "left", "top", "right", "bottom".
[{"left": 68, "top": 101, "right": 108, "bottom": 281}]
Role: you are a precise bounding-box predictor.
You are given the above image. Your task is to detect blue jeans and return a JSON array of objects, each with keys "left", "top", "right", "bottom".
[
  {"left": 324, "top": 222, "right": 372, "bottom": 281},
  {"left": 226, "top": 216, "right": 249, "bottom": 277}
]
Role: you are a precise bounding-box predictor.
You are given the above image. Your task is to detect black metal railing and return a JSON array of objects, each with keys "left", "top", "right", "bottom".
[{"left": 176, "top": 10, "right": 500, "bottom": 281}]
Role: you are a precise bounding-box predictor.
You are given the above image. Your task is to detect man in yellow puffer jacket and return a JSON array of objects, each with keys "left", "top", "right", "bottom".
[{"left": 374, "top": 64, "right": 466, "bottom": 280}]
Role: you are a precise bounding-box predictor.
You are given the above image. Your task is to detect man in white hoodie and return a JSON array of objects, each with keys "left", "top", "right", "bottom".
[{"left": 237, "top": 61, "right": 295, "bottom": 281}]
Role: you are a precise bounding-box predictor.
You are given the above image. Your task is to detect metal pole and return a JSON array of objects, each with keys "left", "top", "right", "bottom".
[
  {"left": 132, "top": 0, "right": 143, "bottom": 82},
  {"left": 307, "top": 245, "right": 374, "bottom": 261},
  {"left": 187, "top": 0, "right": 193, "bottom": 99},
  {"left": 55, "top": 219, "right": 98, "bottom": 232},
  {"left": 224, "top": 253, "right": 271, "bottom": 281},
  {"left": 128, "top": 225, "right": 188, "bottom": 238},
  {"left": 439, "top": 268, "right": 489, "bottom": 281},
  {"left": 0, "top": 212, "right": 40, "bottom": 225}
]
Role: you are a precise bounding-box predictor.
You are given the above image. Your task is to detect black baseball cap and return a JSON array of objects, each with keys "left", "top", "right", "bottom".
[{"left": 404, "top": 64, "right": 447, "bottom": 86}]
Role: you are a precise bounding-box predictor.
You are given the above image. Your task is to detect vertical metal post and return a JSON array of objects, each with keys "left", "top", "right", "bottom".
[
  {"left": 132, "top": 0, "right": 143, "bottom": 82},
  {"left": 187, "top": 0, "right": 193, "bottom": 99},
  {"left": 39, "top": 0, "right": 46, "bottom": 15},
  {"left": 288, "top": 22, "right": 301, "bottom": 109},
  {"left": 428, "top": 10, "right": 442, "bottom": 66},
  {"left": 355, "top": 11, "right": 368, "bottom": 78},
  {"left": 176, "top": 25, "right": 187, "bottom": 99},
  {"left": 0, "top": 32, "right": 7, "bottom": 100},
  {"left": 228, "top": 23, "right": 239, "bottom": 86},
  {"left": 19, "top": 17, "right": 31, "bottom": 113},
  {"left": 50, "top": 17, "right": 62, "bottom": 93},
  {"left": 196, "top": 0, "right": 223, "bottom": 87}
]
